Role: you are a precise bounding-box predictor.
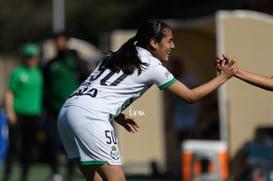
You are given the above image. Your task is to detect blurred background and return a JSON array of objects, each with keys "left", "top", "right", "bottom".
[
  {"left": 1, "top": 0, "right": 273, "bottom": 181},
  {"left": 0, "top": 0, "right": 272, "bottom": 54}
]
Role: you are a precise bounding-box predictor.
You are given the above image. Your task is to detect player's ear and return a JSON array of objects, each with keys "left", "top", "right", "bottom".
[{"left": 149, "top": 38, "right": 158, "bottom": 50}]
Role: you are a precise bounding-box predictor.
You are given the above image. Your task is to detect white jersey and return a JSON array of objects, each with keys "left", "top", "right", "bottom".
[{"left": 63, "top": 46, "right": 176, "bottom": 121}]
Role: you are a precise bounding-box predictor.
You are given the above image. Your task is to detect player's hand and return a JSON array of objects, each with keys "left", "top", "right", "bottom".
[
  {"left": 216, "top": 54, "right": 238, "bottom": 75},
  {"left": 114, "top": 113, "right": 139, "bottom": 133},
  {"left": 216, "top": 55, "right": 225, "bottom": 70},
  {"left": 216, "top": 54, "right": 235, "bottom": 68},
  {"left": 215, "top": 54, "right": 237, "bottom": 80}
]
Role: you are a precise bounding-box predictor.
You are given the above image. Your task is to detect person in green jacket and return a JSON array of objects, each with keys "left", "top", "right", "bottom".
[
  {"left": 3, "top": 43, "right": 43, "bottom": 181},
  {"left": 43, "top": 32, "right": 90, "bottom": 181}
]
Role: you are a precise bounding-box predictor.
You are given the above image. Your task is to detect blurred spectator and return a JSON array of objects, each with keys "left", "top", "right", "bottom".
[
  {"left": 2, "top": 43, "right": 43, "bottom": 181},
  {"left": 42, "top": 32, "right": 90, "bottom": 181},
  {"left": 168, "top": 56, "right": 200, "bottom": 176},
  {"left": 197, "top": 94, "right": 220, "bottom": 140}
]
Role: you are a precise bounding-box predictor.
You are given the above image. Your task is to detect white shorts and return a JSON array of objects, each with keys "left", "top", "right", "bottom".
[{"left": 57, "top": 105, "right": 122, "bottom": 165}]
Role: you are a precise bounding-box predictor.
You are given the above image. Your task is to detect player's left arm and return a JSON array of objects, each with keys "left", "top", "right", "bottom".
[{"left": 114, "top": 113, "right": 139, "bottom": 133}]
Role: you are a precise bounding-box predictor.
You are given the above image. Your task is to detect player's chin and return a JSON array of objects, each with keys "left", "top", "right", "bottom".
[{"left": 162, "top": 56, "right": 170, "bottom": 62}]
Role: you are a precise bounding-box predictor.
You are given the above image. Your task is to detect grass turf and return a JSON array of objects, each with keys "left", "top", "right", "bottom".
[{"left": 0, "top": 162, "right": 180, "bottom": 181}]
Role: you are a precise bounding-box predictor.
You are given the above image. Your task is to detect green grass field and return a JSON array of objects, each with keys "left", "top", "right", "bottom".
[
  {"left": 0, "top": 162, "right": 55, "bottom": 181},
  {"left": 0, "top": 162, "right": 180, "bottom": 181}
]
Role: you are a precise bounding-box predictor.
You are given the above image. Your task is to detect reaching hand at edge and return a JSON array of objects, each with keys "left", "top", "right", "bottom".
[
  {"left": 114, "top": 113, "right": 139, "bottom": 133},
  {"left": 218, "top": 54, "right": 273, "bottom": 91}
]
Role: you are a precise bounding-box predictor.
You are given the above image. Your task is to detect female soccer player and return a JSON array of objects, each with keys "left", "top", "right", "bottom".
[{"left": 57, "top": 19, "right": 237, "bottom": 181}]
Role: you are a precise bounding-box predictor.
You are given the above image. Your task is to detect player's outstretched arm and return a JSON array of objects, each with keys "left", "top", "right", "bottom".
[
  {"left": 166, "top": 55, "right": 237, "bottom": 103},
  {"left": 114, "top": 113, "right": 139, "bottom": 133}
]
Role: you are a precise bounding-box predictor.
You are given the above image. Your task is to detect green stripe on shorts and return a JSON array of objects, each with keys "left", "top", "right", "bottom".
[
  {"left": 69, "top": 158, "right": 106, "bottom": 166},
  {"left": 81, "top": 160, "right": 106, "bottom": 166}
]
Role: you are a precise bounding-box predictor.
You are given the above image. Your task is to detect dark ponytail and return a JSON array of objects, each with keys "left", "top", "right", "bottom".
[
  {"left": 103, "top": 19, "right": 171, "bottom": 75},
  {"left": 103, "top": 35, "right": 147, "bottom": 75}
]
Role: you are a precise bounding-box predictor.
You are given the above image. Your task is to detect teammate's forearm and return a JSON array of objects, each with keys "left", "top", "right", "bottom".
[{"left": 235, "top": 68, "right": 273, "bottom": 91}]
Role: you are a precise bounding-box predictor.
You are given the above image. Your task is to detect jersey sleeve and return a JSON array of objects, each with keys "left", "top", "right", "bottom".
[{"left": 147, "top": 62, "right": 177, "bottom": 90}]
